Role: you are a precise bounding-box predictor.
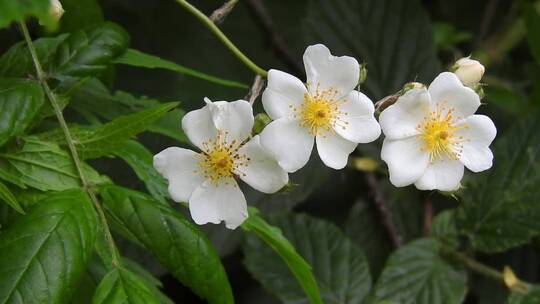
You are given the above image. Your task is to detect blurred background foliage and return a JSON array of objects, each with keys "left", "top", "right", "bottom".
[{"left": 1, "top": 0, "right": 539, "bottom": 303}]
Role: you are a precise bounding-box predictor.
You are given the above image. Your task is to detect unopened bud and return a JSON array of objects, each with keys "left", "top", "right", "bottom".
[
  {"left": 358, "top": 64, "right": 368, "bottom": 86},
  {"left": 451, "top": 56, "right": 485, "bottom": 86},
  {"left": 351, "top": 157, "right": 378, "bottom": 172},
  {"left": 49, "top": 0, "right": 65, "bottom": 22},
  {"left": 403, "top": 82, "right": 426, "bottom": 92},
  {"left": 252, "top": 113, "right": 272, "bottom": 135}
]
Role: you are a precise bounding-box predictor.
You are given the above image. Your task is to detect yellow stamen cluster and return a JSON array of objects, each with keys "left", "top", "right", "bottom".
[
  {"left": 417, "top": 103, "right": 468, "bottom": 162},
  {"left": 290, "top": 83, "right": 348, "bottom": 136},
  {"left": 197, "top": 131, "right": 249, "bottom": 183}
]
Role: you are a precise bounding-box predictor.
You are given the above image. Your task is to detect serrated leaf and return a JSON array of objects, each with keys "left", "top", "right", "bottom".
[
  {"left": 50, "top": 22, "right": 129, "bottom": 79},
  {"left": 304, "top": 0, "right": 440, "bottom": 99},
  {"left": 0, "top": 78, "right": 44, "bottom": 146},
  {"left": 0, "top": 0, "right": 51, "bottom": 29},
  {"left": 457, "top": 111, "right": 540, "bottom": 253},
  {"left": 243, "top": 212, "right": 371, "bottom": 304},
  {"left": 99, "top": 185, "right": 234, "bottom": 304},
  {"left": 0, "top": 137, "right": 108, "bottom": 191},
  {"left": 114, "top": 48, "right": 249, "bottom": 89},
  {"left": 113, "top": 140, "right": 168, "bottom": 203},
  {"left": 0, "top": 189, "right": 97, "bottom": 303},
  {"left": 373, "top": 238, "right": 467, "bottom": 304},
  {"left": 0, "top": 180, "right": 23, "bottom": 214},
  {"left": 72, "top": 102, "right": 178, "bottom": 159},
  {"left": 92, "top": 267, "right": 160, "bottom": 304}
]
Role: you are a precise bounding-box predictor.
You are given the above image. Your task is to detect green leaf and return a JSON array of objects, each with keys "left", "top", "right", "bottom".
[
  {"left": 0, "top": 180, "right": 24, "bottom": 214},
  {"left": 92, "top": 267, "right": 160, "bottom": 304},
  {"left": 243, "top": 211, "right": 371, "bottom": 304},
  {"left": 457, "top": 111, "right": 540, "bottom": 253},
  {"left": 0, "top": 35, "right": 68, "bottom": 78},
  {"left": 0, "top": 0, "right": 51, "bottom": 29},
  {"left": 99, "top": 185, "right": 234, "bottom": 304},
  {"left": 524, "top": 4, "right": 540, "bottom": 65},
  {"left": 71, "top": 102, "right": 178, "bottom": 159},
  {"left": 0, "top": 137, "right": 108, "bottom": 191},
  {"left": 509, "top": 285, "right": 540, "bottom": 304},
  {"left": 372, "top": 238, "right": 467, "bottom": 304},
  {"left": 304, "top": 0, "right": 440, "bottom": 99},
  {"left": 114, "top": 48, "right": 249, "bottom": 89},
  {"left": 432, "top": 22, "right": 472, "bottom": 51},
  {"left": 50, "top": 22, "right": 129, "bottom": 79},
  {"left": 0, "top": 78, "right": 44, "bottom": 146},
  {"left": 113, "top": 140, "right": 168, "bottom": 203},
  {"left": 0, "top": 189, "right": 97, "bottom": 303}
]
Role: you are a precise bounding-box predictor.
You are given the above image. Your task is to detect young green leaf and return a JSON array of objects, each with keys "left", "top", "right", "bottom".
[
  {"left": 0, "top": 137, "right": 108, "bottom": 191},
  {"left": 0, "top": 0, "right": 50, "bottom": 29},
  {"left": 0, "top": 189, "right": 97, "bottom": 303},
  {"left": 113, "top": 140, "right": 168, "bottom": 203},
  {"left": 457, "top": 111, "right": 540, "bottom": 253},
  {"left": 92, "top": 267, "right": 160, "bottom": 304},
  {"left": 99, "top": 185, "right": 234, "bottom": 304},
  {"left": 243, "top": 211, "right": 372, "bottom": 304},
  {"left": 114, "top": 48, "right": 249, "bottom": 89},
  {"left": 304, "top": 0, "right": 440, "bottom": 99},
  {"left": 0, "top": 180, "right": 24, "bottom": 214},
  {"left": 52, "top": 102, "right": 179, "bottom": 159},
  {"left": 372, "top": 238, "right": 467, "bottom": 304},
  {"left": 0, "top": 78, "right": 44, "bottom": 147}
]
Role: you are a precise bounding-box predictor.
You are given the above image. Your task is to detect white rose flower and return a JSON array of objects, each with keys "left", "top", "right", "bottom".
[
  {"left": 260, "top": 44, "right": 381, "bottom": 172},
  {"left": 153, "top": 98, "right": 288, "bottom": 229},
  {"left": 379, "top": 72, "right": 497, "bottom": 191},
  {"left": 452, "top": 56, "right": 485, "bottom": 86}
]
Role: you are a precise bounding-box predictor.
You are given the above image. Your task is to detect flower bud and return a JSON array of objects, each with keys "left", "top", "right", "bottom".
[
  {"left": 403, "top": 82, "right": 425, "bottom": 92},
  {"left": 451, "top": 57, "right": 485, "bottom": 86},
  {"left": 49, "top": 0, "right": 65, "bottom": 22},
  {"left": 358, "top": 63, "right": 368, "bottom": 86},
  {"left": 252, "top": 113, "right": 272, "bottom": 135}
]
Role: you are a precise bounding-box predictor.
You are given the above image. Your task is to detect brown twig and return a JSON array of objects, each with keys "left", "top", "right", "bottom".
[
  {"left": 244, "top": 0, "right": 303, "bottom": 76},
  {"left": 245, "top": 75, "right": 265, "bottom": 105},
  {"left": 364, "top": 173, "right": 402, "bottom": 248},
  {"left": 209, "top": 0, "right": 239, "bottom": 25}
]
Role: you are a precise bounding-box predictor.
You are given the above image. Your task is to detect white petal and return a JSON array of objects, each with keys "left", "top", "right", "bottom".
[
  {"left": 428, "top": 72, "right": 480, "bottom": 118},
  {"left": 458, "top": 115, "right": 497, "bottom": 172},
  {"left": 206, "top": 98, "right": 254, "bottom": 143},
  {"left": 262, "top": 69, "right": 308, "bottom": 120},
  {"left": 236, "top": 135, "right": 289, "bottom": 193},
  {"left": 379, "top": 88, "right": 431, "bottom": 140},
  {"left": 153, "top": 147, "right": 204, "bottom": 202},
  {"left": 415, "top": 158, "right": 464, "bottom": 191},
  {"left": 259, "top": 118, "right": 314, "bottom": 173},
  {"left": 316, "top": 133, "right": 357, "bottom": 169},
  {"left": 335, "top": 90, "right": 381, "bottom": 143},
  {"left": 303, "top": 44, "right": 359, "bottom": 99},
  {"left": 181, "top": 104, "right": 217, "bottom": 151},
  {"left": 381, "top": 137, "right": 430, "bottom": 187},
  {"left": 189, "top": 179, "right": 248, "bottom": 229}
]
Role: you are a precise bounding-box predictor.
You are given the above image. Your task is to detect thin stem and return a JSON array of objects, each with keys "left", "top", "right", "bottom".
[
  {"left": 20, "top": 22, "right": 121, "bottom": 267},
  {"left": 445, "top": 248, "right": 530, "bottom": 292},
  {"left": 175, "top": 0, "right": 268, "bottom": 77}
]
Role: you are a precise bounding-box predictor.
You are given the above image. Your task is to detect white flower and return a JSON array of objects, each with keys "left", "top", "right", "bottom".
[
  {"left": 49, "top": 0, "right": 65, "bottom": 22},
  {"left": 452, "top": 56, "right": 485, "bottom": 86},
  {"left": 379, "top": 72, "right": 497, "bottom": 191},
  {"left": 259, "top": 44, "right": 380, "bottom": 172},
  {"left": 153, "top": 98, "right": 288, "bottom": 229}
]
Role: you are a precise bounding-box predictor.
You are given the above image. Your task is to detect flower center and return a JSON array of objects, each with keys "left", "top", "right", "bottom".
[
  {"left": 198, "top": 131, "right": 249, "bottom": 183},
  {"left": 290, "top": 84, "right": 348, "bottom": 136},
  {"left": 417, "top": 103, "right": 468, "bottom": 162}
]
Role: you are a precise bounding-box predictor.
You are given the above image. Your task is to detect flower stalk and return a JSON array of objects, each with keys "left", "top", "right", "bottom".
[
  {"left": 174, "top": 0, "right": 268, "bottom": 77},
  {"left": 19, "top": 22, "right": 121, "bottom": 267}
]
